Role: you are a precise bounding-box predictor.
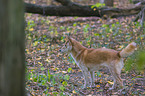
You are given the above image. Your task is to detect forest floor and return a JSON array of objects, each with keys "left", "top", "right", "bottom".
[
  {"left": 25, "top": 13, "right": 145, "bottom": 95},
  {"left": 24, "top": 1, "right": 145, "bottom": 95}
]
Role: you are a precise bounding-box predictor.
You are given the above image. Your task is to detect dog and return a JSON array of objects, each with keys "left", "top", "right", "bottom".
[{"left": 60, "top": 36, "right": 136, "bottom": 90}]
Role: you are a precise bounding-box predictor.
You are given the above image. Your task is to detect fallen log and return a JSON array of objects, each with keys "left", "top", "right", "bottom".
[{"left": 24, "top": 0, "right": 144, "bottom": 18}]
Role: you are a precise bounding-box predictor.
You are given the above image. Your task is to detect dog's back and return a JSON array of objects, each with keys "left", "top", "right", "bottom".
[{"left": 78, "top": 48, "right": 121, "bottom": 70}]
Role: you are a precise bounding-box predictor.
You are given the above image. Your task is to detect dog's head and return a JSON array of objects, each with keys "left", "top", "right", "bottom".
[{"left": 60, "top": 36, "right": 73, "bottom": 53}]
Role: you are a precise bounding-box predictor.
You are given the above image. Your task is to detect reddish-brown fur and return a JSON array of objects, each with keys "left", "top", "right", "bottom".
[{"left": 60, "top": 36, "right": 136, "bottom": 90}]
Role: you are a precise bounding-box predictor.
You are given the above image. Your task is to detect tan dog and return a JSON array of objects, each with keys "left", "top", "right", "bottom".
[{"left": 60, "top": 36, "right": 136, "bottom": 90}]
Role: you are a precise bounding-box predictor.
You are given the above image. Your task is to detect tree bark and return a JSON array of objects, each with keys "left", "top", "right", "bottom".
[
  {"left": 0, "top": 0, "right": 25, "bottom": 96},
  {"left": 25, "top": 2, "right": 144, "bottom": 17},
  {"left": 25, "top": 3, "right": 100, "bottom": 17}
]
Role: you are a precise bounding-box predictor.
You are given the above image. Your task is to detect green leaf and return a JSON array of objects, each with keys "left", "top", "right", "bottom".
[
  {"left": 102, "top": 24, "right": 109, "bottom": 28},
  {"left": 48, "top": 69, "right": 51, "bottom": 82},
  {"left": 33, "top": 41, "right": 38, "bottom": 46},
  {"left": 33, "top": 77, "right": 37, "bottom": 82},
  {"left": 42, "top": 80, "right": 47, "bottom": 85},
  {"left": 96, "top": 72, "right": 101, "bottom": 77},
  {"left": 67, "top": 67, "right": 72, "bottom": 73},
  {"left": 62, "top": 81, "right": 68, "bottom": 86},
  {"left": 91, "top": 3, "right": 105, "bottom": 8},
  {"left": 52, "top": 77, "right": 56, "bottom": 85},
  {"left": 59, "top": 85, "right": 65, "bottom": 91},
  {"left": 59, "top": 92, "right": 64, "bottom": 96},
  {"left": 112, "top": 24, "right": 115, "bottom": 27},
  {"left": 94, "top": 33, "right": 100, "bottom": 36},
  {"left": 116, "top": 22, "right": 119, "bottom": 24},
  {"left": 53, "top": 92, "right": 58, "bottom": 96},
  {"left": 135, "top": 75, "right": 144, "bottom": 78},
  {"left": 60, "top": 26, "right": 65, "bottom": 30},
  {"left": 86, "top": 24, "right": 90, "bottom": 28},
  {"left": 74, "top": 16, "right": 78, "bottom": 19},
  {"left": 61, "top": 36, "right": 65, "bottom": 42},
  {"left": 43, "top": 35, "right": 46, "bottom": 38},
  {"left": 73, "top": 23, "right": 77, "bottom": 27},
  {"left": 64, "top": 75, "right": 70, "bottom": 80},
  {"left": 41, "top": 67, "right": 45, "bottom": 71},
  {"left": 91, "top": 5, "right": 96, "bottom": 9}
]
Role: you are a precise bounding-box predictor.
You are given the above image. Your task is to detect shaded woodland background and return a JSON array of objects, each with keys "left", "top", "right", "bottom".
[{"left": 25, "top": 0, "right": 145, "bottom": 95}]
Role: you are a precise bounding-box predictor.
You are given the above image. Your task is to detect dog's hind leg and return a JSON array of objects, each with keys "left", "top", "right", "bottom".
[{"left": 108, "top": 63, "right": 123, "bottom": 90}]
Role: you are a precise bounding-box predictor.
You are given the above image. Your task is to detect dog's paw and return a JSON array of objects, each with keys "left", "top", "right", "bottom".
[
  {"left": 82, "top": 85, "right": 91, "bottom": 89},
  {"left": 118, "top": 86, "right": 125, "bottom": 92},
  {"left": 109, "top": 87, "right": 114, "bottom": 90},
  {"left": 90, "top": 84, "right": 95, "bottom": 88}
]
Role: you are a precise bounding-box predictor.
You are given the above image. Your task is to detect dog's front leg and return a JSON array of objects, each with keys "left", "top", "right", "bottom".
[
  {"left": 82, "top": 70, "right": 89, "bottom": 88},
  {"left": 79, "top": 65, "right": 89, "bottom": 88},
  {"left": 90, "top": 71, "right": 95, "bottom": 87}
]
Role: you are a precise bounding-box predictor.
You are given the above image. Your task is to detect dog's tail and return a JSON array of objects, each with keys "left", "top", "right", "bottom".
[{"left": 119, "top": 42, "right": 137, "bottom": 58}]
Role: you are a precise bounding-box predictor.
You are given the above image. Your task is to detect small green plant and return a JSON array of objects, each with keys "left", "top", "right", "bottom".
[
  {"left": 136, "top": 50, "right": 145, "bottom": 70},
  {"left": 73, "top": 23, "right": 77, "bottom": 27},
  {"left": 91, "top": 3, "right": 105, "bottom": 8},
  {"left": 67, "top": 68, "right": 72, "bottom": 73},
  {"left": 60, "top": 26, "right": 65, "bottom": 30},
  {"left": 125, "top": 50, "right": 145, "bottom": 72},
  {"left": 96, "top": 72, "right": 102, "bottom": 77},
  {"left": 27, "top": 20, "right": 36, "bottom": 28},
  {"left": 64, "top": 74, "right": 70, "bottom": 80},
  {"left": 26, "top": 68, "right": 72, "bottom": 95},
  {"left": 52, "top": 92, "right": 59, "bottom": 96},
  {"left": 59, "top": 85, "right": 65, "bottom": 91},
  {"left": 83, "top": 24, "right": 90, "bottom": 33}
]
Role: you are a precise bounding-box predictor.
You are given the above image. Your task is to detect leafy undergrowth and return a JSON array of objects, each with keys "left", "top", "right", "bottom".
[{"left": 25, "top": 13, "right": 145, "bottom": 95}]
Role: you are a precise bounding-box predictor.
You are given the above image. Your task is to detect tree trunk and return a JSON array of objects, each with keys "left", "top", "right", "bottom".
[{"left": 0, "top": 0, "right": 25, "bottom": 96}]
